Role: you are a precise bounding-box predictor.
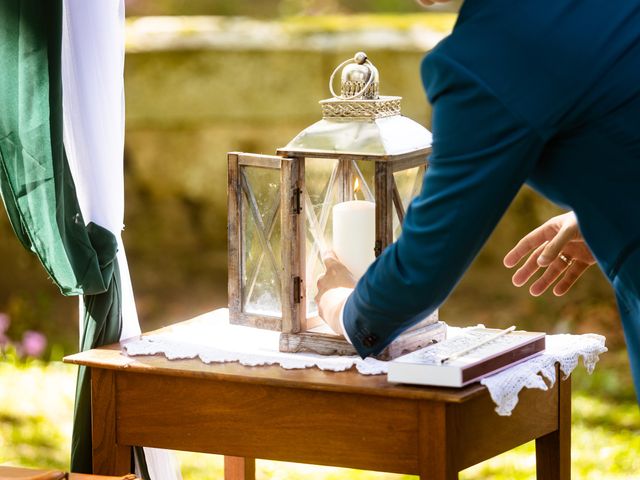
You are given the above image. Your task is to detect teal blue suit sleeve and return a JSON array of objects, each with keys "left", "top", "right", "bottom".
[{"left": 343, "top": 54, "right": 546, "bottom": 357}]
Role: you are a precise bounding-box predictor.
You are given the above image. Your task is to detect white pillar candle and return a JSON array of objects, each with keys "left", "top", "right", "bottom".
[{"left": 332, "top": 200, "right": 376, "bottom": 280}]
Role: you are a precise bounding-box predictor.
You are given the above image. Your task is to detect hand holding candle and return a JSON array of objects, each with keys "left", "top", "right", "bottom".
[{"left": 315, "top": 252, "right": 357, "bottom": 334}]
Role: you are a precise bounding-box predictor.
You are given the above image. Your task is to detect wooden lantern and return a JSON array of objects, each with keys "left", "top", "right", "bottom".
[{"left": 228, "top": 52, "right": 446, "bottom": 359}]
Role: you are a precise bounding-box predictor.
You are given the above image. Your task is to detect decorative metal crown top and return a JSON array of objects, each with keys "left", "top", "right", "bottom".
[
  {"left": 323, "top": 51, "right": 401, "bottom": 120},
  {"left": 280, "top": 52, "right": 432, "bottom": 156},
  {"left": 331, "top": 51, "right": 380, "bottom": 100}
]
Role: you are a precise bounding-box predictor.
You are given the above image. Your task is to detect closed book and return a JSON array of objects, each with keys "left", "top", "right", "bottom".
[{"left": 387, "top": 327, "right": 545, "bottom": 388}]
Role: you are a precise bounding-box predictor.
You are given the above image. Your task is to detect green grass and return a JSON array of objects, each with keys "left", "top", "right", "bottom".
[{"left": 1, "top": 360, "right": 638, "bottom": 479}]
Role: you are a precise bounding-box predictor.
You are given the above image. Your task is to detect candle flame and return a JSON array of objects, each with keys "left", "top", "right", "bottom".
[{"left": 353, "top": 178, "right": 361, "bottom": 201}]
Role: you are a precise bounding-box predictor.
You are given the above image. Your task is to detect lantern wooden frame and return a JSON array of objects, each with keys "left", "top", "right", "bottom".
[
  {"left": 227, "top": 152, "right": 304, "bottom": 333},
  {"left": 227, "top": 148, "right": 446, "bottom": 359}
]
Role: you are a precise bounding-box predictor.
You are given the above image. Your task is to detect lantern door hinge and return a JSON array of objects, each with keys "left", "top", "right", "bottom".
[
  {"left": 293, "top": 276, "right": 303, "bottom": 304},
  {"left": 292, "top": 187, "right": 302, "bottom": 214}
]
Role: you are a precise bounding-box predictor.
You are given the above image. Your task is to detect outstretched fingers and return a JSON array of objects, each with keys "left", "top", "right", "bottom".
[
  {"left": 553, "top": 261, "right": 590, "bottom": 296},
  {"left": 537, "top": 225, "right": 576, "bottom": 267},
  {"left": 504, "top": 226, "right": 552, "bottom": 268},
  {"left": 529, "top": 255, "right": 571, "bottom": 296},
  {"left": 512, "top": 243, "right": 547, "bottom": 287},
  {"left": 505, "top": 212, "right": 590, "bottom": 297}
]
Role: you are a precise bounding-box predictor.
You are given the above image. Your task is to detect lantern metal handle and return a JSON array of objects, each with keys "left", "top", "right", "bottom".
[{"left": 328, "top": 55, "right": 375, "bottom": 100}]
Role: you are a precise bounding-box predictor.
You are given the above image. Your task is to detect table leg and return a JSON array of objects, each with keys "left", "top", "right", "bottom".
[
  {"left": 418, "top": 402, "right": 458, "bottom": 480},
  {"left": 224, "top": 456, "right": 255, "bottom": 480},
  {"left": 91, "top": 368, "right": 132, "bottom": 475},
  {"left": 536, "top": 375, "right": 571, "bottom": 480}
]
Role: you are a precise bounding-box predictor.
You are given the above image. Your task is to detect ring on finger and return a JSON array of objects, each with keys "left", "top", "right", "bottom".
[{"left": 558, "top": 252, "right": 574, "bottom": 267}]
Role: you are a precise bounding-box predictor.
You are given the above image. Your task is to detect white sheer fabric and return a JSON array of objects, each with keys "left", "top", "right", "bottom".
[
  {"left": 61, "top": 0, "right": 139, "bottom": 340},
  {"left": 61, "top": 1, "right": 181, "bottom": 478}
]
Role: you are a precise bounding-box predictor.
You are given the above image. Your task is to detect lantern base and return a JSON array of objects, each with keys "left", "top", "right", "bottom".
[{"left": 279, "top": 311, "right": 445, "bottom": 361}]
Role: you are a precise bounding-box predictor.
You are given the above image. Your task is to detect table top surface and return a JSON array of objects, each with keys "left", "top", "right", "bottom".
[{"left": 64, "top": 315, "right": 487, "bottom": 403}]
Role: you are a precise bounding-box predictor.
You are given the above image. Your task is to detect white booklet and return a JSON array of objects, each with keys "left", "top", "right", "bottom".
[{"left": 387, "top": 327, "right": 545, "bottom": 388}]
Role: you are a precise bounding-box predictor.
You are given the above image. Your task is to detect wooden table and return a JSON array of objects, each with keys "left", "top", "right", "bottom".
[
  {"left": 0, "top": 466, "right": 139, "bottom": 479},
  {"left": 63, "top": 320, "right": 570, "bottom": 480}
]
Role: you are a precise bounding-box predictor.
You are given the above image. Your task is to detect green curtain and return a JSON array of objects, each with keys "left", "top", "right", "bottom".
[{"left": 0, "top": 0, "right": 128, "bottom": 474}]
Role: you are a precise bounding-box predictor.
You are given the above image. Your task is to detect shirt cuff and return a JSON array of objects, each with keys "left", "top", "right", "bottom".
[{"left": 339, "top": 301, "right": 353, "bottom": 345}]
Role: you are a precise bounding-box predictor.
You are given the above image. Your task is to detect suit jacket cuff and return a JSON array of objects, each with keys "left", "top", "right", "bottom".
[{"left": 343, "top": 291, "right": 389, "bottom": 358}]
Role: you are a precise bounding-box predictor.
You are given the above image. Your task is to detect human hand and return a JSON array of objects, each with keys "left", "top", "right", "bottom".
[
  {"left": 315, "top": 252, "right": 356, "bottom": 335},
  {"left": 503, "top": 212, "right": 596, "bottom": 296}
]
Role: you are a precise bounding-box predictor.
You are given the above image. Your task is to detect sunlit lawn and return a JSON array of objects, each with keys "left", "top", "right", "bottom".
[{"left": 1, "top": 356, "right": 638, "bottom": 479}]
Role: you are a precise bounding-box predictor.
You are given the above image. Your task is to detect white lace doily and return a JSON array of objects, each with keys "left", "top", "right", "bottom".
[
  {"left": 480, "top": 332, "right": 606, "bottom": 415},
  {"left": 124, "top": 309, "right": 389, "bottom": 375},
  {"left": 123, "top": 309, "right": 607, "bottom": 415}
]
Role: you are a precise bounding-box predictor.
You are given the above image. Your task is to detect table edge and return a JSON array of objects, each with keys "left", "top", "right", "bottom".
[{"left": 64, "top": 349, "right": 486, "bottom": 403}]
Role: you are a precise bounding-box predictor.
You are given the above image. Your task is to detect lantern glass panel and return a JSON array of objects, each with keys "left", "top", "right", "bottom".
[
  {"left": 240, "top": 165, "right": 283, "bottom": 317},
  {"left": 353, "top": 160, "right": 375, "bottom": 202},
  {"left": 303, "top": 157, "right": 340, "bottom": 317},
  {"left": 303, "top": 157, "right": 377, "bottom": 318},
  {"left": 392, "top": 165, "right": 425, "bottom": 241}
]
